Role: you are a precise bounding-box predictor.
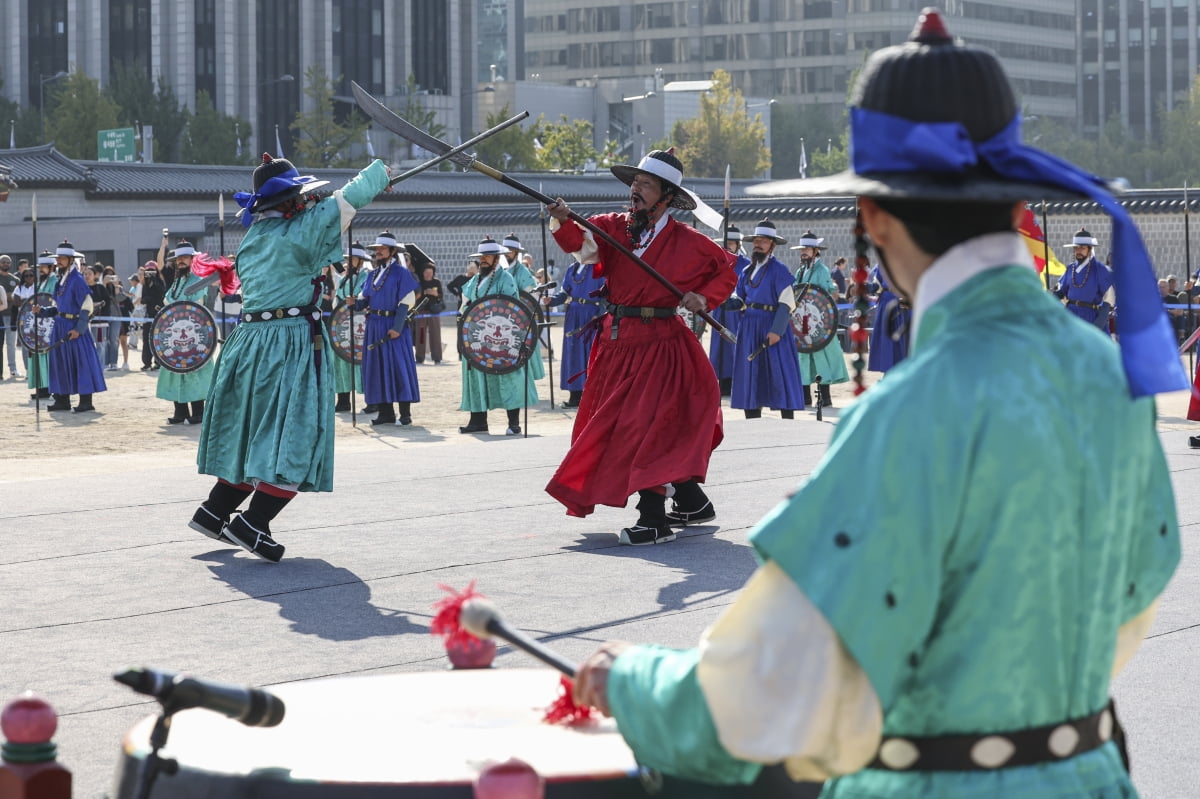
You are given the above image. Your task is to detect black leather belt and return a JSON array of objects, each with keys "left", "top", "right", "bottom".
[
  {"left": 1066, "top": 299, "right": 1100, "bottom": 311},
  {"left": 572, "top": 298, "right": 602, "bottom": 306},
  {"left": 367, "top": 309, "right": 397, "bottom": 317},
  {"left": 606, "top": 303, "right": 677, "bottom": 340},
  {"left": 868, "top": 701, "right": 1124, "bottom": 773},
  {"left": 745, "top": 302, "right": 778, "bottom": 312},
  {"left": 60, "top": 313, "right": 79, "bottom": 320},
  {"left": 242, "top": 304, "right": 320, "bottom": 323}
]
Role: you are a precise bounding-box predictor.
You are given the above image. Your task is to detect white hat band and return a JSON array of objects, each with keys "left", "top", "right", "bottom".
[
  {"left": 476, "top": 241, "right": 505, "bottom": 255},
  {"left": 797, "top": 236, "right": 824, "bottom": 247},
  {"left": 173, "top": 246, "right": 197, "bottom": 257},
  {"left": 635, "top": 155, "right": 683, "bottom": 188},
  {"left": 55, "top": 246, "right": 75, "bottom": 257},
  {"left": 37, "top": 255, "right": 55, "bottom": 265},
  {"left": 753, "top": 226, "right": 780, "bottom": 239},
  {"left": 501, "top": 238, "right": 522, "bottom": 250},
  {"left": 373, "top": 235, "right": 399, "bottom": 248},
  {"left": 725, "top": 231, "right": 744, "bottom": 241},
  {"left": 348, "top": 247, "right": 369, "bottom": 259},
  {"left": 1071, "top": 236, "right": 1098, "bottom": 246}
]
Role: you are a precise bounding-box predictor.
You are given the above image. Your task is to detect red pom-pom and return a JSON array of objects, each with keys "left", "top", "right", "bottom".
[
  {"left": 542, "top": 675, "right": 596, "bottom": 726},
  {"left": 262, "top": 152, "right": 273, "bottom": 164},
  {"left": 910, "top": 8, "right": 952, "bottom": 44},
  {"left": 850, "top": 326, "right": 870, "bottom": 343},
  {"left": 431, "top": 581, "right": 488, "bottom": 652}
]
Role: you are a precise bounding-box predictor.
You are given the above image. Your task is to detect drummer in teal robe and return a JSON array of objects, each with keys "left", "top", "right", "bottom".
[
  {"left": 333, "top": 241, "right": 370, "bottom": 414},
  {"left": 569, "top": 11, "right": 1183, "bottom": 799},
  {"left": 191, "top": 153, "right": 389, "bottom": 562},
  {"left": 459, "top": 237, "right": 538, "bottom": 436},
  {"left": 502, "top": 233, "right": 546, "bottom": 382},
  {"left": 791, "top": 231, "right": 848, "bottom": 408},
  {"left": 25, "top": 253, "right": 57, "bottom": 400},
  {"left": 156, "top": 239, "right": 216, "bottom": 426}
]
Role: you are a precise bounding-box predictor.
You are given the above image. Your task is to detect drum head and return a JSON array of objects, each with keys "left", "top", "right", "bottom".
[
  {"left": 459, "top": 294, "right": 536, "bottom": 375},
  {"left": 151, "top": 301, "right": 219, "bottom": 373},
  {"left": 18, "top": 293, "right": 55, "bottom": 351},
  {"left": 328, "top": 303, "right": 366, "bottom": 364},
  {"left": 791, "top": 284, "right": 838, "bottom": 354}
]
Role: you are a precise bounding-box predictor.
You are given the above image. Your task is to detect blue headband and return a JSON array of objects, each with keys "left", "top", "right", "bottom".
[
  {"left": 851, "top": 106, "right": 1187, "bottom": 398},
  {"left": 233, "top": 169, "right": 307, "bottom": 228}
]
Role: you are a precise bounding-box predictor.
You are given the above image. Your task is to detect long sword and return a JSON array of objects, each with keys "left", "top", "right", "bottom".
[{"left": 350, "top": 81, "right": 736, "bottom": 345}]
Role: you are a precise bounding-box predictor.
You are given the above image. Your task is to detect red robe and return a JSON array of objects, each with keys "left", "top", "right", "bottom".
[
  {"left": 547, "top": 212, "right": 737, "bottom": 517},
  {"left": 1189, "top": 364, "right": 1200, "bottom": 421}
]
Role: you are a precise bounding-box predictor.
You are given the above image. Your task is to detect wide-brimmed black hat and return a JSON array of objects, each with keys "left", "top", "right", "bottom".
[
  {"left": 1063, "top": 228, "right": 1099, "bottom": 248},
  {"left": 610, "top": 149, "right": 697, "bottom": 211},
  {"left": 747, "top": 9, "right": 1081, "bottom": 203},
  {"left": 240, "top": 153, "right": 329, "bottom": 215},
  {"left": 749, "top": 219, "right": 788, "bottom": 245},
  {"left": 789, "top": 231, "right": 827, "bottom": 250}
]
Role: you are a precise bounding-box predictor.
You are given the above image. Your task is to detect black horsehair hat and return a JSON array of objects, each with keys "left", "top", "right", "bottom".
[
  {"left": 246, "top": 153, "right": 329, "bottom": 214},
  {"left": 748, "top": 8, "right": 1082, "bottom": 203},
  {"left": 610, "top": 149, "right": 698, "bottom": 210}
]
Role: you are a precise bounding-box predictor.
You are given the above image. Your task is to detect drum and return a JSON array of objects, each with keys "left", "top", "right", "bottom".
[
  {"left": 150, "top": 301, "right": 219, "bottom": 373},
  {"left": 676, "top": 306, "right": 707, "bottom": 338},
  {"left": 112, "top": 670, "right": 817, "bottom": 798},
  {"left": 458, "top": 294, "right": 537, "bottom": 375},
  {"left": 328, "top": 303, "right": 367, "bottom": 364},
  {"left": 519, "top": 290, "right": 547, "bottom": 331},
  {"left": 17, "top": 293, "right": 55, "bottom": 351},
  {"left": 791, "top": 284, "right": 838, "bottom": 354}
]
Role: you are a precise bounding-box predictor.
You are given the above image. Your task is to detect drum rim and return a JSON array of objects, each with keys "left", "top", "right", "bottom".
[
  {"left": 792, "top": 283, "right": 839, "bottom": 354},
  {"left": 151, "top": 300, "right": 219, "bottom": 374},
  {"left": 327, "top": 302, "right": 365, "bottom": 365},
  {"left": 17, "top": 292, "right": 56, "bottom": 351},
  {"left": 458, "top": 293, "right": 537, "bottom": 376}
]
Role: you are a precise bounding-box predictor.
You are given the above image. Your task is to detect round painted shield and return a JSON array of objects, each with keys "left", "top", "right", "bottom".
[
  {"left": 792, "top": 284, "right": 839, "bottom": 354},
  {"left": 676, "top": 306, "right": 707, "bottom": 338},
  {"left": 328, "top": 303, "right": 367, "bottom": 364},
  {"left": 458, "top": 294, "right": 537, "bottom": 375},
  {"left": 519, "top": 290, "right": 546, "bottom": 328},
  {"left": 18, "top": 293, "right": 56, "bottom": 351},
  {"left": 151, "top": 301, "right": 219, "bottom": 373}
]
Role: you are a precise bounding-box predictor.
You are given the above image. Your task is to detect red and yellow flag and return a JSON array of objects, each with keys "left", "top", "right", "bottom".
[{"left": 1018, "top": 205, "right": 1066, "bottom": 281}]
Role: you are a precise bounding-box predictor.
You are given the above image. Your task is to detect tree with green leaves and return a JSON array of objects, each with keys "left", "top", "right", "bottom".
[
  {"left": 181, "top": 91, "right": 252, "bottom": 165},
  {"left": 670, "top": 69, "right": 770, "bottom": 179},
  {"left": 473, "top": 104, "right": 540, "bottom": 171},
  {"left": 770, "top": 102, "right": 846, "bottom": 179},
  {"left": 289, "top": 65, "right": 369, "bottom": 168},
  {"left": 107, "top": 62, "right": 189, "bottom": 163},
  {"left": 536, "top": 115, "right": 597, "bottom": 172},
  {"left": 44, "top": 70, "right": 121, "bottom": 159}
]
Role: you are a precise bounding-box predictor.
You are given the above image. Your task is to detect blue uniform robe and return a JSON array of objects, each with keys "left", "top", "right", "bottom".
[
  {"left": 730, "top": 255, "right": 805, "bottom": 411},
  {"left": 867, "top": 266, "right": 911, "bottom": 374},
  {"left": 547, "top": 261, "right": 606, "bottom": 392},
  {"left": 360, "top": 259, "right": 420, "bottom": 405},
  {"left": 47, "top": 269, "right": 107, "bottom": 396},
  {"left": 709, "top": 253, "right": 749, "bottom": 380},
  {"left": 1055, "top": 256, "right": 1113, "bottom": 328}
]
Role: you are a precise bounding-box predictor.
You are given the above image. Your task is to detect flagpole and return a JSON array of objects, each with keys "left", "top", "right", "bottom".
[
  {"left": 1185, "top": 182, "right": 1194, "bottom": 377},
  {"left": 539, "top": 180, "right": 555, "bottom": 410},
  {"left": 1040, "top": 199, "right": 1051, "bottom": 292},
  {"left": 31, "top": 192, "right": 41, "bottom": 430},
  {"left": 718, "top": 164, "right": 731, "bottom": 379}
]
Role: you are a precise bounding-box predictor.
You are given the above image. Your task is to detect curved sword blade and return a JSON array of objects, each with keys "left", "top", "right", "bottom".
[{"left": 350, "top": 81, "right": 469, "bottom": 167}]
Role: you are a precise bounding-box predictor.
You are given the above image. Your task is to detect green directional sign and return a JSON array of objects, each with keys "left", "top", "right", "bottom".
[{"left": 97, "top": 127, "right": 136, "bottom": 162}]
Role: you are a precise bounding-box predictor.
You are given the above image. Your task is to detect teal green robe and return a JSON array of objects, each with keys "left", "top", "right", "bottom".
[
  {"left": 606, "top": 265, "right": 1179, "bottom": 798},
  {"left": 26, "top": 273, "right": 58, "bottom": 390},
  {"left": 333, "top": 269, "right": 368, "bottom": 395},
  {"left": 795, "top": 259, "right": 848, "bottom": 385},
  {"left": 197, "top": 160, "right": 389, "bottom": 491},
  {"left": 155, "top": 271, "right": 217, "bottom": 402},
  {"left": 459, "top": 268, "right": 539, "bottom": 412},
  {"left": 508, "top": 260, "right": 546, "bottom": 381}
]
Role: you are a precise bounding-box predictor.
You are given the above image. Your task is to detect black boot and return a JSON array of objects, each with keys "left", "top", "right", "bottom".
[
  {"left": 398, "top": 401, "right": 412, "bottom": 426},
  {"left": 225, "top": 490, "right": 291, "bottom": 562},
  {"left": 505, "top": 408, "right": 522, "bottom": 436},
  {"left": 619, "top": 490, "right": 676, "bottom": 545},
  {"left": 561, "top": 390, "right": 583, "bottom": 409},
  {"left": 188, "top": 400, "right": 205, "bottom": 425},
  {"left": 73, "top": 394, "right": 96, "bottom": 413},
  {"left": 335, "top": 392, "right": 351, "bottom": 412},
  {"left": 819, "top": 384, "right": 833, "bottom": 408},
  {"left": 47, "top": 393, "right": 71, "bottom": 411},
  {"left": 667, "top": 480, "right": 715, "bottom": 526},
  {"left": 743, "top": 408, "right": 762, "bottom": 419},
  {"left": 30, "top": 387, "right": 50, "bottom": 400},
  {"left": 362, "top": 403, "right": 379, "bottom": 414},
  {"left": 781, "top": 409, "right": 794, "bottom": 419},
  {"left": 167, "top": 401, "right": 188, "bottom": 424},
  {"left": 460, "top": 411, "right": 488, "bottom": 434},
  {"left": 718, "top": 377, "right": 733, "bottom": 397},
  {"left": 372, "top": 402, "right": 396, "bottom": 426},
  {"left": 802, "top": 386, "right": 812, "bottom": 408}
]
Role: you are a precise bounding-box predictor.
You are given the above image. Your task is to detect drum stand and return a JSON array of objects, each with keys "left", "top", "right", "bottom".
[
  {"left": 540, "top": 320, "right": 555, "bottom": 409},
  {"left": 134, "top": 709, "right": 181, "bottom": 799}
]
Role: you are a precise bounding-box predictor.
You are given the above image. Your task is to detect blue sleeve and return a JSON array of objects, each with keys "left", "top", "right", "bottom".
[
  {"left": 769, "top": 303, "right": 791, "bottom": 337},
  {"left": 547, "top": 291, "right": 567, "bottom": 307},
  {"left": 74, "top": 309, "right": 90, "bottom": 336},
  {"left": 392, "top": 304, "right": 409, "bottom": 332},
  {"left": 608, "top": 646, "right": 762, "bottom": 785}
]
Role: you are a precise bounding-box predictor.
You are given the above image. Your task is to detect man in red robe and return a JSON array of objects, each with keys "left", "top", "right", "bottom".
[{"left": 546, "top": 149, "right": 737, "bottom": 545}]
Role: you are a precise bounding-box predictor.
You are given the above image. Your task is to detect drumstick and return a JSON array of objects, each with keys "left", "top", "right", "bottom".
[{"left": 459, "top": 599, "right": 578, "bottom": 678}]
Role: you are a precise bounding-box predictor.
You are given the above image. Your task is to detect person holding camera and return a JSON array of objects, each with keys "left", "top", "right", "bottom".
[
  {"left": 139, "top": 234, "right": 169, "bottom": 370},
  {"left": 414, "top": 263, "right": 445, "bottom": 364}
]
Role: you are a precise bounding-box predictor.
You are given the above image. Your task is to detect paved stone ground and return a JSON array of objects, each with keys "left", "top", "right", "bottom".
[{"left": 0, "top": 337, "right": 1196, "bottom": 797}]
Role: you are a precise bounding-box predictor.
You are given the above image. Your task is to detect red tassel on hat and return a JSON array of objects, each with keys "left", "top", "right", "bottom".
[
  {"left": 541, "top": 675, "right": 595, "bottom": 726},
  {"left": 262, "top": 152, "right": 273, "bottom": 164},
  {"left": 431, "top": 581, "right": 496, "bottom": 668}
]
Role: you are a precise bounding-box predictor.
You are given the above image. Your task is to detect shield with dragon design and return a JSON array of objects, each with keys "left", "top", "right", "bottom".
[
  {"left": 328, "top": 303, "right": 367, "bottom": 364},
  {"left": 18, "top": 293, "right": 56, "bottom": 351},
  {"left": 151, "top": 301, "right": 218, "bottom": 373},
  {"left": 457, "top": 293, "right": 537, "bottom": 375},
  {"left": 791, "top": 284, "right": 839, "bottom": 354}
]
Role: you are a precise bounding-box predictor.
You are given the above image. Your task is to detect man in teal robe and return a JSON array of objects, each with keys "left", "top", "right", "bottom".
[
  {"left": 333, "top": 242, "right": 370, "bottom": 413},
  {"left": 569, "top": 11, "right": 1183, "bottom": 799},
  {"left": 791, "top": 231, "right": 848, "bottom": 408},
  {"left": 156, "top": 239, "right": 216, "bottom": 425},
  {"left": 191, "top": 154, "right": 389, "bottom": 562}
]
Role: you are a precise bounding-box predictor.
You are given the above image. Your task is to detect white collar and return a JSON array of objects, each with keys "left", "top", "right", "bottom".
[{"left": 909, "top": 231, "right": 1034, "bottom": 346}]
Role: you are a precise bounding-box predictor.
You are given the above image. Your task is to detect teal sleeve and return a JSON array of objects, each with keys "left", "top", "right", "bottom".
[
  {"left": 1125, "top": 402, "right": 1181, "bottom": 618},
  {"left": 607, "top": 645, "right": 763, "bottom": 786},
  {"left": 341, "top": 159, "right": 390, "bottom": 209}
]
